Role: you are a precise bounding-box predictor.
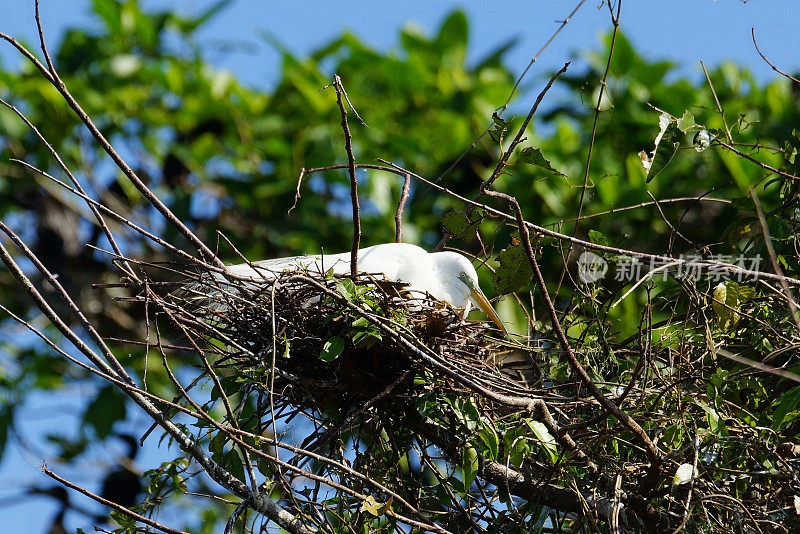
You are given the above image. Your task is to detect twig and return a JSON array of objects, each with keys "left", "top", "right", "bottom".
[
  {"left": 434, "top": 62, "right": 570, "bottom": 251},
  {"left": 43, "top": 464, "right": 189, "bottom": 534},
  {"left": 700, "top": 60, "right": 733, "bottom": 142},
  {"left": 0, "top": 97, "right": 136, "bottom": 279},
  {"left": 751, "top": 28, "right": 800, "bottom": 84},
  {"left": 500, "top": 0, "right": 586, "bottom": 112},
  {"left": 289, "top": 167, "right": 306, "bottom": 213},
  {"left": 375, "top": 160, "right": 800, "bottom": 286},
  {"left": 715, "top": 139, "right": 800, "bottom": 181},
  {"left": 484, "top": 189, "right": 663, "bottom": 465},
  {"left": 750, "top": 189, "right": 800, "bottom": 329},
  {"left": 430, "top": 0, "right": 585, "bottom": 192},
  {"left": 0, "top": 16, "right": 222, "bottom": 267},
  {"left": 645, "top": 191, "right": 701, "bottom": 252},
  {"left": 570, "top": 0, "right": 621, "bottom": 243},
  {"left": 395, "top": 173, "right": 411, "bottom": 242},
  {"left": 327, "top": 74, "right": 361, "bottom": 275}
]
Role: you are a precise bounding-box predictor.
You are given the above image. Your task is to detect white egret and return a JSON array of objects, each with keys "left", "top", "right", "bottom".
[{"left": 218, "top": 243, "right": 506, "bottom": 333}]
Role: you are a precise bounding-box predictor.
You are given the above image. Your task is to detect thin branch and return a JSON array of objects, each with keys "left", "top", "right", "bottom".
[
  {"left": 395, "top": 172, "right": 411, "bottom": 243},
  {"left": 716, "top": 139, "right": 800, "bottom": 181},
  {"left": 484, "top": 189, "right": 663, "bottom": 465},
  {"left": 327, "top": 74, "right": 361, "bottom": 275},
  {"left": 0, "top": 22, "right": 222, "bottom": 267},
  {"left": 435, "top": 61, "right": 570, "bottom": 251},
  {"left": 43, "top": 465, "right": 189, "bottom": 534},
  {"left": 700, "top": 60, "right": 733, "bottom": 141},
  {"left": 751, "top": 28, "right": 799, "bottom": 84}
]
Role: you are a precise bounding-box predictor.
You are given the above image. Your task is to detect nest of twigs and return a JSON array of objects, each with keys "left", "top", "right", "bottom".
[{"left": 162, "top": 268, "right": 522, "bottom": 417}]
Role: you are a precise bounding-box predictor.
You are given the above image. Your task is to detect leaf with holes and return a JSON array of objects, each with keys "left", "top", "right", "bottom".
[
  {"left": 640, "top": 112, "right": 682, "bottom": 182},
  {"left": 442, "top": 209, "right": 482, "bottom": 242},
  {"left": 319, "top": 336, "right": 344, "bottom": 362},
  {"left": 493, "top": 244, "right": 533, "bottom": 294},
  {"left": 515, "top": 146, "right": 564, "bottom": 176},
  {"left": 712, "top": 281, "right": 755, "bottom": 332}
]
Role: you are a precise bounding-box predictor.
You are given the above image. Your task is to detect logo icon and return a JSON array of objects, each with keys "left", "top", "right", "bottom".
[{"left": 577, "top": 251, "right": 608, "bottom": 283}]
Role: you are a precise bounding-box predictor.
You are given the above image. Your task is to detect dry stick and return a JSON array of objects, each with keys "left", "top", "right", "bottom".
[
  {"left": 307, "top": 160, "right": 800, "bottom": 286},
  {"left": 146, "top": 284, "right": 435, "bottom": 528},
  {"left": 645, "top": 191, "right": 701, "bottom": 252},
  {"left": 0, "top": 98, "right": 135, "bottom": 279},
  {"left": 149, "top": 315, "right": 448, "bottom": 534},
  {"left": 43, "top": 465, "right": 189, "bottom": 534},
  {"left": 377, "top": 160, "right": 800, "bottom": 286},
  {"left": 569, "top": 0, "right": 621, "bottom": 243},
  {"left": 292, "top": 368, "right": 415, "bottom": 466},
  {"left": 556, "top": 0, "right": 621, "bottom": 298},
  {"left": 404, "top": 409, "right": 616, "bottom": 520},
  {"left": 288, "top": 274, "right": 589, "bottom": 464},
  {"left": 0, "top": 251, "right": 311, "bottom": 533},
  {"left": 484, "top": 190, "right": 663, "bottom": 465},
  {"left": 0, "top": 23, "right": 221, "bottom": 267},
  {"left": 500, "top": 0, "right": 587, "bottom": 112},
  {"left": 10, "top": 158, "right": 216, "bottom": 271},
  {"left": 430, "top": 1, "right": 586, "bottom": 192},
  {"left": 715, "top": 139, "right": 800, "bottom": 181},
  {"left": 328, "top": 74, "right": 361, "bottom": 276},
  {"left": 700, "top": 60, "right": 734, "bottom": 142},
  {"left": 395, "top": 173, "right": 411, "bottom": 243},
  {"left": 559, "top": 196, "right": 731, "bottom": 223},
  {"left": 434, "top": 62, "right": 571, "bottom": 251},
  {"left": 750, "top": 189, "right": 800, "bottom": 329},
  {"left": 0, "top": 221, "right": 132, "bottom": 381},
  {"left": 751, "top": 28, "right": 800, "bottom": 84}
]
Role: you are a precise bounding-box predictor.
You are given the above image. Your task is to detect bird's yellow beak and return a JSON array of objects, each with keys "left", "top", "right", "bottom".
[{"left": 470, "top": 287, "right": 507, "bottom": 335}]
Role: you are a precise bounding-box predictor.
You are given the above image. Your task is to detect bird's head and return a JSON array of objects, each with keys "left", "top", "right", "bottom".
[{"left": 435, "top": 252, "right": 506, "bottom": 334}]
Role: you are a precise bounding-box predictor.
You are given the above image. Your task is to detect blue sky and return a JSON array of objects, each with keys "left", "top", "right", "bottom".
[{"left": 1, "top": 1, "right": 799, "bottom": 532}]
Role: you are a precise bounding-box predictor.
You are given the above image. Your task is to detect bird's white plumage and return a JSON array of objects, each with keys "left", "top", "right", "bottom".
[{"left": 220, "top": 243, "right": 505, "bottom": 331}]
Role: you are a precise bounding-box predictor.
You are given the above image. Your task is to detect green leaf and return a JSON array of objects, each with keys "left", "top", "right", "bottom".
[
  {"left": 335, "top": 279, "right": 357, "bottom": 301},
  {"left": 695, "top": 401, "right": 723, "bottom": 434},
  {"left": 442, "top": 209, "right": 482, "bottom": 242},
  {"left": 588, "top": 229, "right": 609, "bottom": 247},
  {"left": 641, "top": 112, "right": 681, "bottom": 182},
  {"left": 492, "top": 244, "right": 533, "bottom": 294},
  {"left": 489, "top": 112, "right": 508, "bottom": 144},
  {"left": 527, "top": 420, "right": 558, "bottom": 463},
  {"left": 478, "top": 423, "right": 499, "bottom": 461},
  {"left": 515, "top": 146, "right": 564, "bottom": 176},
  {"left": 360, "top": 494, "right": 390, "bottom": 516},
  {"left": 676, "top": 110, "right": 696, "bottom": 133},
  {"left": 712, "top": 281, "right": 755, "bottom": 332},
  {"left": 772, "top": 385, "right": 800, "bottom": 431},
  {"left": 461, "top": 443, "right": 479, "bottom": 492},
  {"left": 319, "top": 337, "right": 345, "bottom": 362},
  {"left": 672, "top": 463, "right": 694, "bottom": 487}
]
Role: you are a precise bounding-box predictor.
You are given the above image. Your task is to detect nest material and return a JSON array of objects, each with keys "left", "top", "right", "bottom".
[{"left": 166, "top": 270, "right": 522, "bottom": 414}]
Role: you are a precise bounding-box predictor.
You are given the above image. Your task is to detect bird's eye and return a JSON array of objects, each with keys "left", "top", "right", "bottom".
[{"left": 458, "top": 272, "right": 475, "bottom": 288}]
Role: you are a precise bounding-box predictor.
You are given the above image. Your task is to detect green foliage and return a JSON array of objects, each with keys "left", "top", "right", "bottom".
[
  {"left": 492, "top": 243, "right": 533, "bottom": 294},
  {"left": 515, "top": 146, "right": 564, "bottom": 176},
  {"left": 712, "top": 281, "right": 755, "bottom": 332},
  {"left": 319, "top": 336, "right": 345, "bottom": 362}
]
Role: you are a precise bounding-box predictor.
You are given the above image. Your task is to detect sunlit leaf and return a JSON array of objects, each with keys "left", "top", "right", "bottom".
[
  {"left": 492, "top": 244, "right": 533, "bottom": 294},
  {"left": 319, "top": 337, "right": 345, "bottom": 362},
  {"left": 672, "top": 463, "right": 694, "bottom": 487},
  {"left": 515, "top": 146, "right": 564, "bottom": 176}
]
